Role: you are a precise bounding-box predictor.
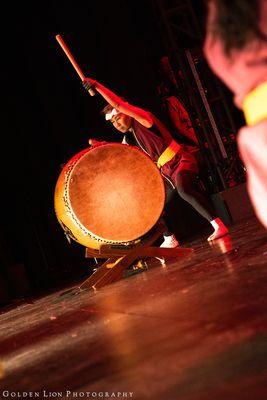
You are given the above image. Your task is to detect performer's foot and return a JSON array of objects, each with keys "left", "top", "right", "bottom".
[
  {"left": 160, "top": 234, "right": 179, "bottom": 248},
  {"left": 207, "top": 218, "right": 229, "bottom": 241},
  {"left": 123, "top": 260, "right": 148, "bottom": 278}
]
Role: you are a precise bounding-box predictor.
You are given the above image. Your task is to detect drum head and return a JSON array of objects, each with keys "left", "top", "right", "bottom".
[{"left": 68, "top": 143, "right": 165, "bottom": 242}]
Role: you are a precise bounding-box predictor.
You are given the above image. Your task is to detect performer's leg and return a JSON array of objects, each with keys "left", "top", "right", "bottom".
[
  {"left": 160, "top": 180, "right": 179, "bottom": 248},
  {"left": 174, "top": 170, "right": 229, "bottom": 241}
]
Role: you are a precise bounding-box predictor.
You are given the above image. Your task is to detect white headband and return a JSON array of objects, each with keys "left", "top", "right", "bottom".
[{"left": 105, "top": 108, "right": 118, "bottom": 121}]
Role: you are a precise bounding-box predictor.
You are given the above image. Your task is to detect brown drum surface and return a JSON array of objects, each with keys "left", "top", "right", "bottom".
[{"left": 68, "top": 143, "right": 165, "bottom": 242}]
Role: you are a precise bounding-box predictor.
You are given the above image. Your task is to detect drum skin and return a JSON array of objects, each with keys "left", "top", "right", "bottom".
[{"left": 54, "top": 143, "right": 165, "bottom": 249}]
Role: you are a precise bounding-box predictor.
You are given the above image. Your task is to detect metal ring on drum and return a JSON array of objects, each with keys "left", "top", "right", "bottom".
[{"left": 54, "top": 143, "right": 165, "bottom": 249}]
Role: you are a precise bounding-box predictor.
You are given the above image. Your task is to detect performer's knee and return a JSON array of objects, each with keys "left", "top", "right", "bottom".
[{"left": 177, "top": 186, "right": 193, "bottom": 201}]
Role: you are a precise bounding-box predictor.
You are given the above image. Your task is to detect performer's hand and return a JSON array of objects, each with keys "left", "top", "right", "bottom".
[
  {"left": 88, "top": 138, "right": 107, "bottom": 147},
  {"left": 82, "top": 78, "right": 96, "bottom": 96}
]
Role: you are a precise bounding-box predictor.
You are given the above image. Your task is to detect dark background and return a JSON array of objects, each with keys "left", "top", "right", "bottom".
[{"left": 1, "top": 0, "right": 242, "bottom": 303}]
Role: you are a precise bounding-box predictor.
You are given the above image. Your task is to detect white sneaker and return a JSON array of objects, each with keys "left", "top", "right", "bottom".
[{"left": 160, "top": 235, "right": 179, "bottom": 248}]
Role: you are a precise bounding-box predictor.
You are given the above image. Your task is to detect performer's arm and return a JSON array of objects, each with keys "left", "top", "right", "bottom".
[{"left": 83, "top": 78, "right": 154, "bottom": 128}]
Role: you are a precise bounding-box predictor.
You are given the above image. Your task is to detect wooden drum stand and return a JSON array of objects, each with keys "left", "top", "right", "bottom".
[{"left": 79, "top": 222, "right": 193, "bottom": 291}]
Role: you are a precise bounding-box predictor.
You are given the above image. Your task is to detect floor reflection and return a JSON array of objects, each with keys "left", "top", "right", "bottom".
[{"left": 208, "top": 234, "right": 234, "bottom": 255}]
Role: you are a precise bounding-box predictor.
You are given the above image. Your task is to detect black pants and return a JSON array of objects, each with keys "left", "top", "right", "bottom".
[{"left": 162, "top": 170, "right": 215, "bottom": 236}]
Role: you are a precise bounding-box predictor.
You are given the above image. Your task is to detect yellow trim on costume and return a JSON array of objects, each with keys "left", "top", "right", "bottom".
[
  {"left": 243, "top": 81, "right": 267, "bottom": 126},
  {"left": 157, "top": 140, "right": 181, "bottom": 168}
]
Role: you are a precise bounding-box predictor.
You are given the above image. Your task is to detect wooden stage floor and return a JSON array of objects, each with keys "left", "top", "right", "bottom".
[{"left": 1, "top": 216, "right": 267, "bottom": 399}]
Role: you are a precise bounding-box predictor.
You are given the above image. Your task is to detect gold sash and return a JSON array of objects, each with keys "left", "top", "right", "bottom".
[{"left": 157, "top": 140, "right": 181, "bottom": 168}]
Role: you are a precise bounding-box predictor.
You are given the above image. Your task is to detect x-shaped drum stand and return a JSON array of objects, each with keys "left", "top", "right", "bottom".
[{"left": 79, "top": 223, "right": 193, "bottom": 291}]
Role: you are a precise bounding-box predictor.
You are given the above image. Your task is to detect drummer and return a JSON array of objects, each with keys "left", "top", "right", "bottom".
[{"left": 82, "top": 77, "right": 229, "bottom": 247}]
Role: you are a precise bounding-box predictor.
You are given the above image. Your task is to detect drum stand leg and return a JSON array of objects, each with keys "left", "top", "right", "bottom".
[{"left": 79, "top": 224, "right": 193, "bottom": 291}]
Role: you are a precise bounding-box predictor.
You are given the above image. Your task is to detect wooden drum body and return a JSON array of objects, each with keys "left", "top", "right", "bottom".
[{"left": 54, "top": 143, "right": 165, "bottom": 249}]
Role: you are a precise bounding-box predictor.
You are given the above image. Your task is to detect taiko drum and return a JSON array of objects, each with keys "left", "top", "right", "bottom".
[{"left": 54, "top": 143, "right": 165, "bottom": 249}]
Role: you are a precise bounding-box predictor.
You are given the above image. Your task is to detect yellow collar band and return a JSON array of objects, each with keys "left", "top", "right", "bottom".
[{"left": 243, "top": 80, "right": 267, "bottom": 126}]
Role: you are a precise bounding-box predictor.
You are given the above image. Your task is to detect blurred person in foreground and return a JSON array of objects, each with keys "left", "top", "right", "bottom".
[{"left": 204, "top": 0, "right": 267, "bottom": 228}]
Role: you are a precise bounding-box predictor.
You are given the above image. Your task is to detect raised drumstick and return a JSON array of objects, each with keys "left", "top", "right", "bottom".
[{"left": 55, "top": 34, "right": 95, "bottom": 96}]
